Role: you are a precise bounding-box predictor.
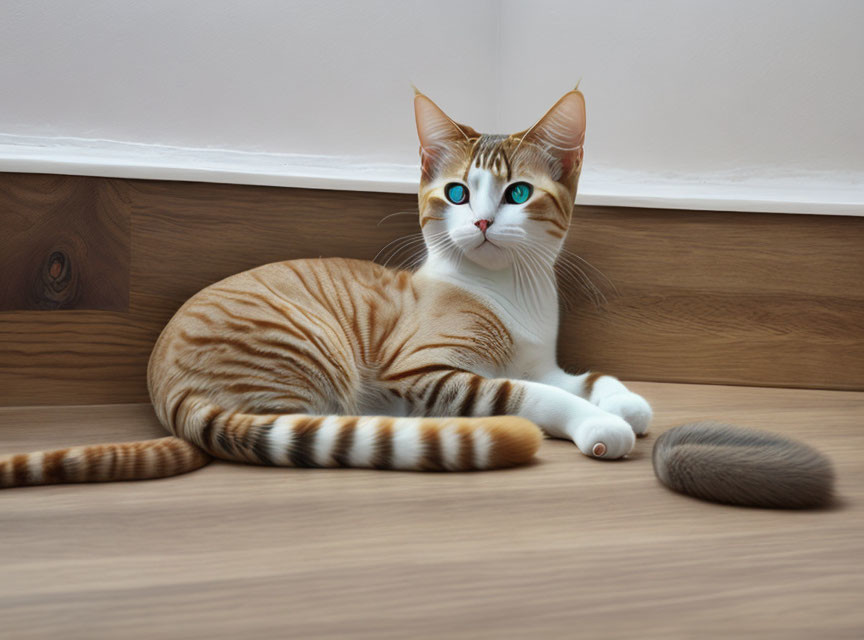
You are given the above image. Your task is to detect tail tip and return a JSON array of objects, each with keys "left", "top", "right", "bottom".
[{"left": 484, "top": 417, "right": 543, "bottom": 468}]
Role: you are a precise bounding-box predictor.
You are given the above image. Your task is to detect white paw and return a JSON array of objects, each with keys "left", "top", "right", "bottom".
[
  {"left": 597, "top": 392, "right": 652, "bottom": 436},
  {"left": 573, "top": 415, "right": 636, "bottom": 459}
]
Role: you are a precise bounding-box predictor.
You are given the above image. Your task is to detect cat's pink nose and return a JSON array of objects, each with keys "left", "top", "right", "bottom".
[{"left": 474, "top": 219, "right": 491, "bottom": 233}]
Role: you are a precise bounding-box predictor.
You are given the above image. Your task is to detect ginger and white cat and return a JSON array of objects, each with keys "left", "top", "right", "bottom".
[{"left": 0, "top": 88, "right": 652, "bottom": 487}]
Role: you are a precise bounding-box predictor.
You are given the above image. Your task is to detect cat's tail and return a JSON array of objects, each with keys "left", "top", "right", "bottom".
[
  {"left": 165, "top": 394, "right": 541, "bottom": 472},
  {"left": 173, "top": 405, "right": 543, "bottom": 472},
  {"left": 0, "top": 437, "right": 212, "bottom": 489},
  {"left": 0, "top": 408, "right": 542, "bottom": 488},
  {"left": 652, "top": 422, "right": 835, "bottom": 509}
]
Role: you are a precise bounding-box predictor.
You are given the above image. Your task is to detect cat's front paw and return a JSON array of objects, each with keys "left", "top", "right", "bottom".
[
  {"left": 597, "top": 392, "right": 652, "bottom": 436},
  {"left": 573, "top": 415, "right": 635, "bottom": 460}
]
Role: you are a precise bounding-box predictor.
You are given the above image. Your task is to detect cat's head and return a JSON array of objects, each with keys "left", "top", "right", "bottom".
[{"left": 414, "top": 89, "right": 585, "bottom": 271}]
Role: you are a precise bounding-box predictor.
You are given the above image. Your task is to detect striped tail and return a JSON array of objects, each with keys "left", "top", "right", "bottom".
[
  {"left": 0, "top": 437, "right": 212, "bottom": 489},
  {"left": 0, "top": 412, "right": 542, "bottom": 489},
  {"left": 178, "top": 404, "right": 543, "bottom": 472}
]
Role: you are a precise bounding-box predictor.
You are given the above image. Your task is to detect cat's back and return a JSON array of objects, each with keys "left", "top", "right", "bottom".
[
  {"left": 147, "top": 258, "right": 415, "bottom": 410},
  {"left": 151, "top": 256, "right": 412, "bottom": 354},
  {"left": 224, "top": 257, "right": 411, "bottom": 305}
]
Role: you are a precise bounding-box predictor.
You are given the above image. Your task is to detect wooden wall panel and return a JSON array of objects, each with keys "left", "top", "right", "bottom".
[
  {"left": 0, "top": 172, "right": 862, "bottom": 406},
  {"left": 0, "top": 174, "right": 418, "bottom": 406},
  {"left": 560, "top": 207, "right": 864, "bottom": 390},
  {"left": 0, "top": 174, "right": 130, "bottom": 311}
]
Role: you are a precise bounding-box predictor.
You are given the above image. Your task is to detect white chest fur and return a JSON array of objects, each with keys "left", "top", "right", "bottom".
[{"left": 418, "top": 258, "right": 561, "bottom": 379}]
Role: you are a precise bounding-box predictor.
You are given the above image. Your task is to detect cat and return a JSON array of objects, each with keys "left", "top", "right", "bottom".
[{"left": 0, "top": 88, "right": 654, "bottom": 487}]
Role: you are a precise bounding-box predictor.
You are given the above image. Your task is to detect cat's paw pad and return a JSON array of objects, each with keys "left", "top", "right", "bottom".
[
  {"left": 574, "top": 415, "right": 636, "bottom": 460},
  {"left": 597, "top": 392, "right": 652, "bottom": 436}
]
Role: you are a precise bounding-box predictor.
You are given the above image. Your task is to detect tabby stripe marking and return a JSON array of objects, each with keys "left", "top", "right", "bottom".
[
  {"left": 406, "top": 341, "right": 477, "bottom": 358},
  {"left": 527, "top": 214, "right": 568, "bottom": 231},
  {"left": 203, "top": 299, "right": 303, "bottom": 336},
  {"left": 12, "top": 454, "right": 29, "bottom": 485},
  {"left": 281, "top": 265, "right": 333, "bottom": 317},
  {"left": 421, "top": 423, "right": 444, "bottom": 471},
  {"left": 250, "top": 291, "right": 341, "bottom": 363},
  {"left": 164, "top": 439, "right": 184, "bottom": 474},
  {"left": 424, "top": 370, "right": 459, "bottom": 411},
  {"left": 384, "top": 364, "right": 467, "bottom": 382},
  {"left": 290, "top": 417, "right": 324, "bottom": 467},
  {"left": 251, "top": 423, "right": 276, "bottom": 465},
  {"left": 185, "top": 310, "right": 215, "bottom": 326},
  {"left": 373, "top": 419, "right": 395, "bottom": 470},
  {"left": 458, "top": 425, "right": 475, "bottom": 470},
  {"left": 458, "top": 376, "right": 481, "bottom": 417},
  {"left": 222, "top": 382, "right": 291, "bottom": 395},
  {"left": 170, "top": 389, "right": 194, "bottom": 433},
  {"left": 461, "top": 309, "right": 511, "bottom": 346},
  {"left": 380, "top": 333, "right": 415, "bottom": 372},
  {"left": 198, "top": 407, "right": 223, "bottom": 451},
  {"left": 43, "top": 450, "right": 67, "bottom": 484},
  {"left": 492, "top": 381, "right": 513, "bottom": 415},
  {"left": 250, "top": 342, "right": 343, "bottom": 394},
  {"left": 151, "top": 442, "right": 168, "bottom": 477},
  {"left": 214, "top": 411, "right": 237, "bottom": 457},
  {"left": 332, "top": 418, "right": 358, "bottom": 467}
]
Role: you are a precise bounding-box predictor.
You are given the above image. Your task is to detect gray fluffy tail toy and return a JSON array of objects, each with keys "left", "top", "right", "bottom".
[{"left": 652, "top": 422, "right": 835, "bottom": 509}]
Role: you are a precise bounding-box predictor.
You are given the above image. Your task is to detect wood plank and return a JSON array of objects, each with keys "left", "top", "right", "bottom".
[
  {"left": 0, "top": 174, "right": 130, "bottom": 311},
  {"left": 0, "top": 175, "right": 418, "bottom": 405},
  {"left": 561, "top": 206, "right": 864, "bottom": 389},
  {"left": 0, "top": 381, "right": 861, "bottom": 639},
  {"left": 1, "top": 173, "right": 862, "bottom": 406}
]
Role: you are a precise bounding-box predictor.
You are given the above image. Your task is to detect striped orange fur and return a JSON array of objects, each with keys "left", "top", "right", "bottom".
[
  {"left": 0, "top": 257, "right": 545, "bottom": 487},
  {"left": 0, "top": 438, "right": 209, "bottom": 488},
  {"left": 143, "top": 258, "right": 543, "bottom": 474},
  {"left": 3, "top": 88, "right": 661, "bottom": 489}
]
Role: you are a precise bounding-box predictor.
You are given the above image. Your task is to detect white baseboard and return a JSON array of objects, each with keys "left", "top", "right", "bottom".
[{"left": 0, "top": 134, "right": 861, "bottom": 216}]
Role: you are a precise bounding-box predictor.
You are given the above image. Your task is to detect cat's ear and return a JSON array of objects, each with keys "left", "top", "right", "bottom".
[
  {"left": 517, "top": 89, "right": 586, "bottom": 174},
  {"left": 413, "top": 89, "right": 478, "bottom": 175}
]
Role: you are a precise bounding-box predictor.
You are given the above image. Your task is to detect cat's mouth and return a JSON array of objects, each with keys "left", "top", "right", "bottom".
[
  {"left": 474, "top": 231, "right": 502, "bottom": 249},
  {"left": 464, "top": 239, "right": 510, "bottom": 270}
]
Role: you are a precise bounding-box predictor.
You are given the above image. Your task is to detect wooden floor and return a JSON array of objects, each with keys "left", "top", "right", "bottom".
[{"left": 1, "top": 381, "right": 862, "bottom": 639}]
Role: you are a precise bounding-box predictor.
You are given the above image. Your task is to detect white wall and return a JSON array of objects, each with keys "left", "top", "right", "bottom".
[
  {"left": 0, "top": 0, "right": 496, "bottom": 160},
  {"left": 1, "top": 0, "right": 862, "bottom": 213},
  {"left": 498, "top": 0, "right": 864, "bottom": 193}
]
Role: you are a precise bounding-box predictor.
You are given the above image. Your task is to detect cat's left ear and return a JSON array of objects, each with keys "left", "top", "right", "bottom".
[{"left": 518, "top": 90, "right": 586, "bottom": 174}]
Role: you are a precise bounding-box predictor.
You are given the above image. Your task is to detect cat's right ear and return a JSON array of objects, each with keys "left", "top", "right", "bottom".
[{"left": 413, "top": 90, "right": 477, "bottom": 176}]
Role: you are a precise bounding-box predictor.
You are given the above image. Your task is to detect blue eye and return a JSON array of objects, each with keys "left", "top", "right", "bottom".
[
  {"left": 505, "top": 182, "right": 533, "bottom": 205},
  {"left": 445, "top": 183, "right": 469, "bottom": 205}
]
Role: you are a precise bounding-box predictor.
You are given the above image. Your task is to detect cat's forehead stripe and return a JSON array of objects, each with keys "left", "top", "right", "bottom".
[{"left": 466, "top": 134, "right": 511, "bottom": 182}]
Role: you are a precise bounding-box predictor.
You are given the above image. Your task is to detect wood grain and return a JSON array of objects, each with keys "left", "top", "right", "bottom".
[
  {"left": 0, "top": 172, "right": 862, "bottom": 406},
  {"left": 0, "top": 174, "right": 130, "bottom": 311},
  {"left": 562, "top": 206, "right": 864, "bottom": 390},
  {"left": 0, "top": 381, "right": 862, "bottom": 639},
  {"left": 0, "top": 174, "right": 418, "bottom": 405}
]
